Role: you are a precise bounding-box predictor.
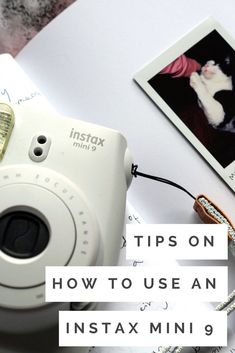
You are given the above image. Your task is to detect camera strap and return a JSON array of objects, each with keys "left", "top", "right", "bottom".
[{"left": 131, "top": 164, "right": 235, "bottom": 241}]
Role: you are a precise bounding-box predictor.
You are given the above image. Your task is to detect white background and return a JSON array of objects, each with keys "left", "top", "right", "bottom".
[
  {"left": 126, "top": 224, "right": 228, "bottom": 260},
  {"left": 59, "top": 311, "right": 227, "bottom": 347},
  {"left": 46, "top": 265, "right": 228, "bottom": 302},
  {"left": 8, "top": 0, "right": 235, "bottom": 352}
]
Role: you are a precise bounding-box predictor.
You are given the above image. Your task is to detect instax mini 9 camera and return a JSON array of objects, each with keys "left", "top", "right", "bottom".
[{"left": 0, "top": 102, "right": 132, "bottom": 333}]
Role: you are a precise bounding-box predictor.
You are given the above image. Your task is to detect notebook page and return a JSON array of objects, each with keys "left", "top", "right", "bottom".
[
  {"left": 1, "top": 44, "right": 234, "bottom": 353},
  {"left": 0, "top": 53, "right": 54, "bottom": 110}
]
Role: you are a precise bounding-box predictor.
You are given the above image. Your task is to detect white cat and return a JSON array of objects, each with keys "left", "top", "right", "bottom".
[{"left": 190, "top": 60, "right": 233, "bottom": 127}]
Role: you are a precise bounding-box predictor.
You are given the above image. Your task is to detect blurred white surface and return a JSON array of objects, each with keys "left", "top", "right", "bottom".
[{"left": 17, "top": 0, "right": 235, "bottom": 226}]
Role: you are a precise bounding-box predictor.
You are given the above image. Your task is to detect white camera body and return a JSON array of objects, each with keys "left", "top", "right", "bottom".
[{"left": 0, "top": 103, "right": 132, "bottom": 332}]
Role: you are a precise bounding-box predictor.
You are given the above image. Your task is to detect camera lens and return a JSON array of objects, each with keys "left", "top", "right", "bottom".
[{"left": 0, "top": 211, "right": 49, "bottom": 259}]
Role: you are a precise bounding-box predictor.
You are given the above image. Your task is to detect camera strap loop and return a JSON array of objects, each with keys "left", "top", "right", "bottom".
[{"left": 131, "top": 164, "right": 195, "bottom": 200}]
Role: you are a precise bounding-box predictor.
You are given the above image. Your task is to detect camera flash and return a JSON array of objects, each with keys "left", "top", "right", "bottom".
[{"left": 0, "top": 103, "right": 14, "bottom": 160}]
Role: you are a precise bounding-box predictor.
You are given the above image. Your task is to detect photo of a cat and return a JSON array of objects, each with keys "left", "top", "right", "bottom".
[
  {"left": 148, "top": 30, "right": 235, "bottom": 169},
  {"left": 134, "top": 18, "right": 235, "bottom": 193}
]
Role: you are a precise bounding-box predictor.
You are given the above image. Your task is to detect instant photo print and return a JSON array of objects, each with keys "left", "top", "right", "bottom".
[{"left": 134, "top": 17, "right": 235, "bottom": 193}]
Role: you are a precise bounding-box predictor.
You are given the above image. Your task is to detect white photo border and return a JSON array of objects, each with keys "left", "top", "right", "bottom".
[{"left": 134, "top": 17, "right": 235, "bottom": 193}]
